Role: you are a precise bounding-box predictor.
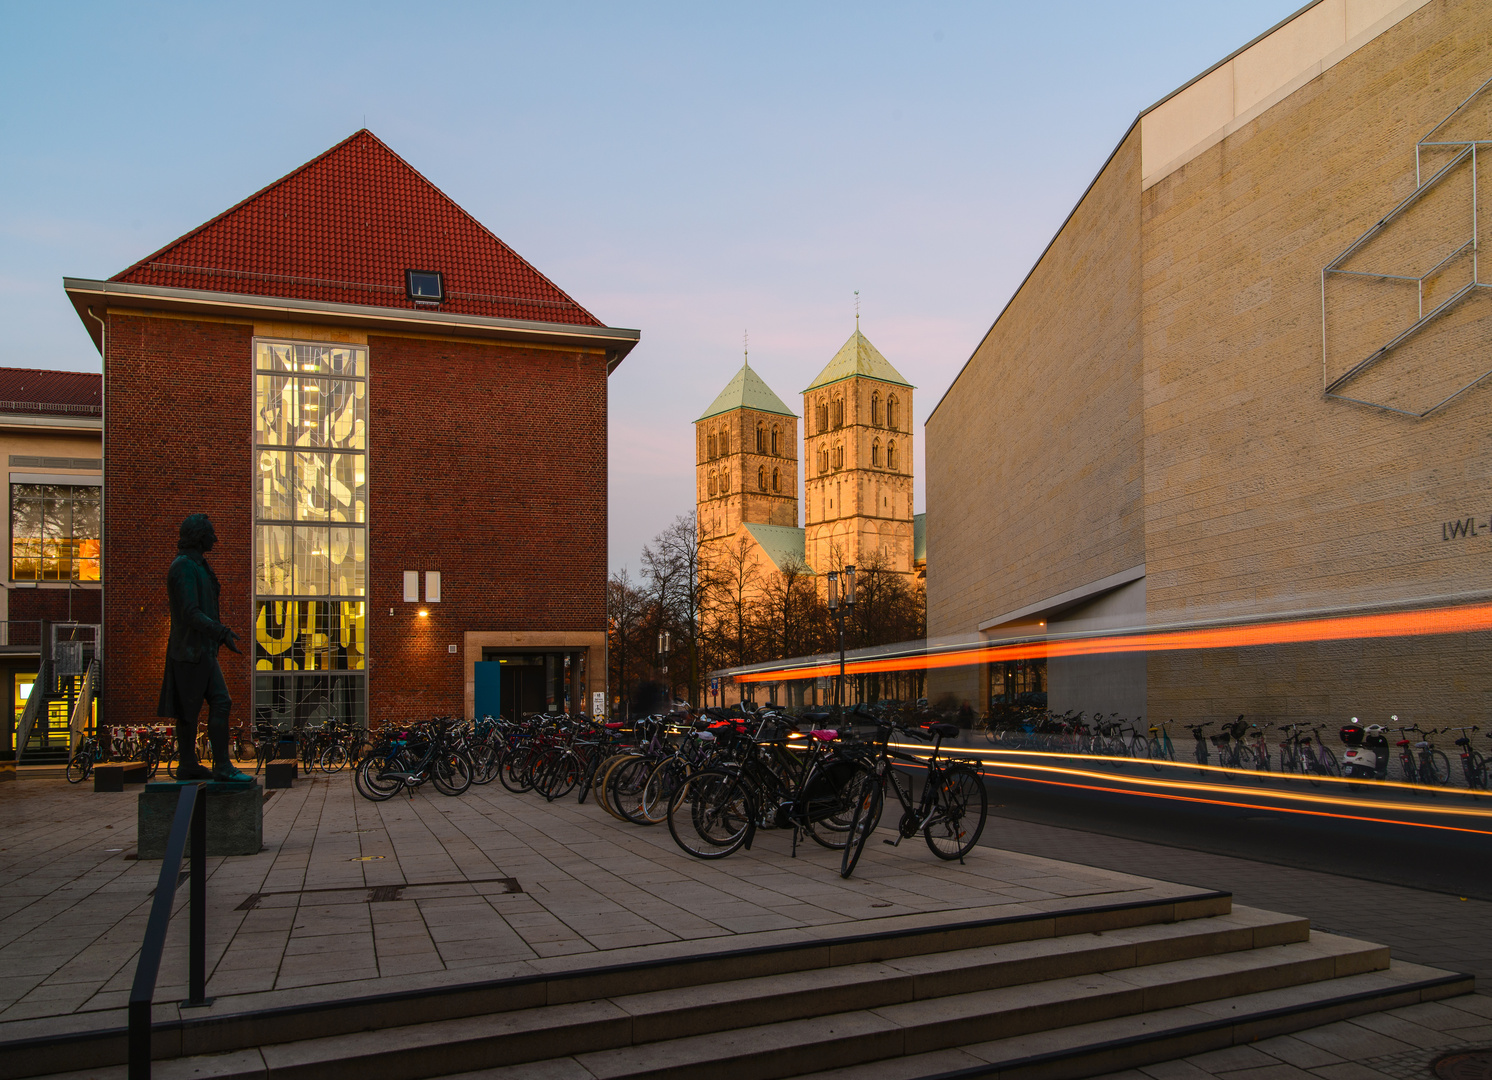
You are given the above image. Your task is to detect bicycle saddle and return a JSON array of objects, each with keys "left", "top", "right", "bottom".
[
  {"left": 809, "top": 729, "right": 839, "bottom": 741},
  {"left": 801, "top": 710, "right": 834, "bottom": 724},
  {"left": 927, "top": 722, "right": 960, "bottom": 738}
]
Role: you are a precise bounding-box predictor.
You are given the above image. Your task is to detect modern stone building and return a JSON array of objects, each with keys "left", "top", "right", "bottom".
[
  {"left": 926, "top": 0, "right": 1492, "bottom": 724},
  {"left": 65, "top": 130, "right": 637, "bottom": 729},
  {"left": 696, "top": 327, "right": 920, "bottom": 592}
]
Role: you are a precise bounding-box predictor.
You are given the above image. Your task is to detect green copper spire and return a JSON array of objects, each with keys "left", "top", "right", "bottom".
[
  {"left": 804, "top": 328, "right": 913, "bottom": 392},
  {"left": 697, "top": 359, "right": 797, "bottom": 421}
]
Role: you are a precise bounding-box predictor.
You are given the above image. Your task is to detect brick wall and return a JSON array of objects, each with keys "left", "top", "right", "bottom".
[
  {"left": 366, "top": 334, "right": 608, "bottom": 720},
  {"left": 104, "top": 313, "right": 254, "bottom": 727},
  {"left": 9, "top": 589, "right": 101, "bottom": 625},
  {"left": 102, "top": 317, "right": 609, "bottom": 729}
]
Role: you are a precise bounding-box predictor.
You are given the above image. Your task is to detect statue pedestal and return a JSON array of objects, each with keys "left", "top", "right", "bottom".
[{"left": 137, "top": 780, "right": 263, "bottom": 858}]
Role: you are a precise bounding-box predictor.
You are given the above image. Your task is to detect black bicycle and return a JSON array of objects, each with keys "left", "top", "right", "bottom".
[{"left": 841, "top": 717, "right": 988, "bottom": 878}]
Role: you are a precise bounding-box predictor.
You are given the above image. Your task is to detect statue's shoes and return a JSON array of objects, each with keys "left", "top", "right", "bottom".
[
  {"left": 176, "top": 762, "right": 215, "bottom": 781},
  {"left": 212, "top": 765, "right": 253, "bottom": 783}
]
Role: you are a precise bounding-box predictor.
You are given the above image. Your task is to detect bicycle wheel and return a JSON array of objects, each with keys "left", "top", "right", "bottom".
[
  {"left": 66, "top": 753, "right": 91, "bottom": 784},
  {"left": 431, "top": 752, "right": 472, "bottom": 796},
  {"left": 924, "top": 765, "right": 987, "bottom": 861},
  {"left": 355, "top": 753, "right": 404, "bottom": 801},
  {"left": 1425, "top": 750, "right": 1451, "bottom": 786},
  {"left": 142, "top": 749, "right": 161, "bottom": 781},
  {"left": 320, "top": 742, "right": 350, "bottom": 773},
  {"left": 591, "top": 753, "right": 637, "bottom": 819},
  {"left": 1467, "top": 750, "right": 1487, "bottom": 790},
  {"left": 668, "top": 769, "right": 753, "bottom": 859},
  {"left": 1313, "top": 745, "right": 1339, "bottom": 778},
  {"left": 1147, "top": 738, "right": 1165, "bottom": 772},
  {"left": 641, "top": 756, "right": 689, "bottom": 824},
  {"left": 537, "top": 751, "right": 582, "bottom": 802},
  {"left": 806, "top": 767, "right": 876, "bottom": 850},
  {"left": 500, "top": 747, "right": 538, "bottom": 794},
  {"left": 837, "top": 771, "right": 883, "bottom": 879},
  {"left": 609, "top": 757, "right": 656, "bottom": 823},
  {"left": 468, "top": 743, "right": 500, "bottom": 786}
]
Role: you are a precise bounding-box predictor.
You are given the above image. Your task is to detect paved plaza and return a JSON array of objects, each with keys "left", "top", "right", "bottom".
[
  {"left": 0, "top": 772, "right": 1206, "bottom": 1044},
  {"left": 0, "top": 772, "right": 1485, "bottom": 1080}
]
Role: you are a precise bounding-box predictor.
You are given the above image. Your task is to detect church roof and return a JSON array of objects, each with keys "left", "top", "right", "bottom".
[
  {"left": 697, "top": 360, "right": 797, "bottom": 422},
  {"left": 743, "top": 523, "right": 809, "bottom": 574},
  {"left": 804, "top": 327, "right": 913, "bottom": 392},
  {"left": 109, "top": 130, "right": 602, "bottom": 327}
]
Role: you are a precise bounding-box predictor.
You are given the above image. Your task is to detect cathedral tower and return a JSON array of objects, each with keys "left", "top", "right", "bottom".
[
  {"left": 802, "top": 326, "right": 915, "bottom": 575},
  {"left": 695, "top": 359, "right": 799, "bottom": 547}
]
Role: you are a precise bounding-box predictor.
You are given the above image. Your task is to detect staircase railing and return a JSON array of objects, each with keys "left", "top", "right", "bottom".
[
  {"left": 129, "top": 783, "right": 208, "bottom": 1079},
  {"left": 69, "top": 658, "right": 98, "bottom": 755},
  {"left": 13, "top": 659, "right": 49, "bottom": 765}
]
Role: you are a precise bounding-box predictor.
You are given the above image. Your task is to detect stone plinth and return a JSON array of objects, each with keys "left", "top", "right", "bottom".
[{"left": 137, "top": 780, "right": 262, "bottom": 858}]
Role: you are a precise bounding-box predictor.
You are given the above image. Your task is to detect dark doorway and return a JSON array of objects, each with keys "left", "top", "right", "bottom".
[{"left": 481, "top": 651, "right": 584, "bottom": 718}]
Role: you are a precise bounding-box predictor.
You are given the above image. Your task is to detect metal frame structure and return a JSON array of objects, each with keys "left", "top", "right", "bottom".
[{"left": 1322, "top": 75, "right": 1492, "bottom": 417}]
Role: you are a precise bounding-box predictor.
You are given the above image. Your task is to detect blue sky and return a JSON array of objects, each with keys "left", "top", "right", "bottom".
[{"left": 0, "top": 1, "right": 1303, "bottom": 572}]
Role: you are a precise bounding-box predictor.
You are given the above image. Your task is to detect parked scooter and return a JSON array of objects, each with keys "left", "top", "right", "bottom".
[{"left": 1339, "top": 716, "right": 1390, "bottom": 780}]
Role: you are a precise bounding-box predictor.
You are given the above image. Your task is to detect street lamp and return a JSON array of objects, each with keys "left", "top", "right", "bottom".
[
  {"left": 656, "top": 629, "right": 672, "bottom": 677},
  {"left": 826, "top": 565, "right": 855, "bottom": 710}
]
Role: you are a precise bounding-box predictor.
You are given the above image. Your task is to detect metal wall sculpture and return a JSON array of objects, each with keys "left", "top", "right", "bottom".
[{"left": 1323, "top": 76, "right": 1492, "bottom": 417}]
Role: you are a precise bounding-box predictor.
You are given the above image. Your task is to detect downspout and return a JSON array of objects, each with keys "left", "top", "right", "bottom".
[{"left": 84, "top": 307, "right": 106, "bottom": 739}]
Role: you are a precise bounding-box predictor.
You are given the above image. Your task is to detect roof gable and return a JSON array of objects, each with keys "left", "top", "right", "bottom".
[
  {"left": 697, "top": 361, "right": 797, "bottom": 421},
  {"left": 805, "top": 327, "right": 912, "bottom": 392},
  {"left": 111, "top": 130, "right": 601, "bottom": 327},
  {"left": 743, "top": 523, "right": 808, "bottom": 573}
]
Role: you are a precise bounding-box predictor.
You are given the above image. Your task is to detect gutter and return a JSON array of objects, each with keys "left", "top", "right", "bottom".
[{"left": 63, "top": 278, "right": 642, "bottom": 372}]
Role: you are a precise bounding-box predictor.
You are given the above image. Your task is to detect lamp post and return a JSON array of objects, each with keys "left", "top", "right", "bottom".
[
  {"left": 825, "top": 565, "right": 855, "bottom": 710},
  {"left": 656, "top": 629, "right": 672, "bottom": 679}
]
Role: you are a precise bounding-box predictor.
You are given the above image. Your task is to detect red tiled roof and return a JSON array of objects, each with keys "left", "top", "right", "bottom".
[
  {"left": 111, "top": 130, "right": 603, "bottom": 327},
  {"left": 0, "top": 368, "right": 101, "bottom": 416}
]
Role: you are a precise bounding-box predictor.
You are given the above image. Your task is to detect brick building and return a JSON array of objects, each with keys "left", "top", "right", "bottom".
[
  {"left": 64, "top": 130, "right": 637, "bottom": 731},
  {"left": 927, "top": 0, "right": 1492, "bottom": 723}
]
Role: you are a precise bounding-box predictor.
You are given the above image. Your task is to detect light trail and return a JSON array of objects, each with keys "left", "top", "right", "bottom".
[
  {"left": 888, "top": 741, "right": 1489, "bottom": 800},
  {"left": 882, "top": 743, "right": 1492, "bottom": 824},
  {"left": 734, "top": 599, "right": 1492, "bottom": 682}
]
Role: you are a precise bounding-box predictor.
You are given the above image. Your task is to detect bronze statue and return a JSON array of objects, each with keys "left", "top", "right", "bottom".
[{"left": 156, "top": 514, "right": 250, "bottom": 782}]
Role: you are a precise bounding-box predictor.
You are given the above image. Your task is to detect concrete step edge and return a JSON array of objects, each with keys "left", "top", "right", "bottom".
[
  {"left": 0, "top": 890, "right": 1231, "bottom": 1080},
  {"left": 791, "top": 962, "right": 1476, "bottom": 1080}
]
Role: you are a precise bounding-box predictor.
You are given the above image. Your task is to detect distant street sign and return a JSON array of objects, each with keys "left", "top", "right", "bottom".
[{"left": 592, "top": 691, "right": 606, "bottom": 717}]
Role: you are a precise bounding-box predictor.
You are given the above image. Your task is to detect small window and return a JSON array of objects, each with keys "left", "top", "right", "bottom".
[
  {"left": 771, "top": 426, "right": 779, "bottom": 456},
  {"left": 871, "top": 393, "right": 882, "bottom": 427},
  {"left": 758, "top": 465, "right": 767, "bottom": 491},
  {"left": 707, "top": 434, "right": 716, "bottom": 459},
  {"left": 872, "top": 439, "right": 881, "bottom": 467},
  {"left": 887, "top": 441, "right": 898, "bottom": 470},
  {"left": 756, "top": 423, "right": 765, "bottom": 453},
  {"left": 887, "top": 395, "right": 899, "bottom": 430},
  {"left": 425, "top": 570, "right": 442, "bottom": 603},
  {"left": 403, "top": 570, "right": 419, "bottom": 603},
  {"left": 406, "top": 270, "right": 444, "bottom": 302},
  {"left": 772, "top": 468, "right": 780, "bottom": 493},
  {"left": 720, "top": 430, "right": 729, "bottom": 454}
]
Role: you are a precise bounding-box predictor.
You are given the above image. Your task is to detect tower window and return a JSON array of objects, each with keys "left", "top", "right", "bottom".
[
  {"left": 887, "top": 441, "right": 897, "bottom": 470},
  {"left": 872, "top": 439, "right": 881, "bottom": 467},
  {"left": 756, "top": 423, "right": 765, "bottom": 453},
  {"left": 405, "top": 270, "right": 444, "bottom": 302},
  {"left": 833, "top": 398, "right": 844, "bottom": 428},
  {"left": 721, "top": 469, "right": 730, "bottom": 492},
  {"left": 871, "top": 392, "right": 882, "bottom": 427},
  {"left": 720, "top": 430, "right": 729, "bottom": 454},
  {"left": 887, "top": 395, "right": 899, "bottom": 430},
  {"left": 771, "top": 425, "right": 779, "bottom": 456},
  {"left": 758, "top": 465, "right": 767, "bottom": 491},
  {"left": 772, "top": 468, "right": 780, "bottom": 492},
  {"left": 707, "top": 434, "right": 717, "bottom": 459},
  {"left": 817, "top": 403, "right": 829, "bottom": 433},
  {"left": 708, "top": 473, "right": 717, "bottom": 496}
]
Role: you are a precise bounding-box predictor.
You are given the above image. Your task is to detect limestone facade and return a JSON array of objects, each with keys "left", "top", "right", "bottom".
[{"left": 926, "top": 0, "right": 1492, "bottom": 723}]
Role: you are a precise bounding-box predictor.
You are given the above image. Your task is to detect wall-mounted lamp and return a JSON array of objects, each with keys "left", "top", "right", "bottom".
[{"left": 418, "top": 609, "right": 429, "bottom": 618}]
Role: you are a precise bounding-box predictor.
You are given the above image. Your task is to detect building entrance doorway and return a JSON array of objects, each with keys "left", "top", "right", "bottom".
[{"left": 481, "top": 650, "right": 585, "bottom": 718}]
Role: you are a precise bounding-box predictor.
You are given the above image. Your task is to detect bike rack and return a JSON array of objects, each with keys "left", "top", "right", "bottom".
[{"left": 129, "top": 783, "right": 208, "bottom": 1079}]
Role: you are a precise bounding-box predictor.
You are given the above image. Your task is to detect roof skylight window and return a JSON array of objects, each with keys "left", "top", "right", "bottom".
[{"left": 405, "top": 270, "right": 444, "bottom": 303}]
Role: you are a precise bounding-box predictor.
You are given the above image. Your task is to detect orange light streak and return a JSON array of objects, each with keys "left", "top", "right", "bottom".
[
  {"left": 975, "top": 770, "right": 1492, "bottom": 836},
  {"left": 735, "top": 600, "right": 1492, "bottom": 682}
]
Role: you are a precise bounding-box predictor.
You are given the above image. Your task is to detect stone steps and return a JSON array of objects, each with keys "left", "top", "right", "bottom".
[{"left": 12, "top": 892, "right": 1472, "bottom": 1080}]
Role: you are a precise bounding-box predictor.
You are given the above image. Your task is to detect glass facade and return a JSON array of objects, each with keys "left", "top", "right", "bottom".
[
  {"left": 10, "top": 483, "right": 101, "bottom": 581},
  {"left": 253, "top": 341, "right": 367, "bottom": 730}
]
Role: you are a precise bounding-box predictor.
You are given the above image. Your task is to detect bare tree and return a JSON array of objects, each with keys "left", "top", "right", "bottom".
[
  {"left": 702, "top": 532, "right": 761, "bottom": 669},
  {"left": 607, "top": 568, "right": 647, "bottom": 717},
  {"left": 643, "top": 513, "right": 705, "bottom": 705}
]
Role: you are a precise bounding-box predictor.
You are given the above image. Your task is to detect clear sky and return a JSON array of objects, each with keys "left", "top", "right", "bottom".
[{"left": 0, "top": 1, "right": 1303, "bottom": 574}]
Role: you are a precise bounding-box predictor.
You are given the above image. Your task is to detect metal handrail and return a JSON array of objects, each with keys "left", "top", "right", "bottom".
[
  {"left": 69, "top": 659, "right": 98, "bottom": 755},
  {"left": 129, "top": 784, "right": 207, "bottom": 1079},
  {"left": 13, "top": 660, "right": 49, "bottom": 765}
]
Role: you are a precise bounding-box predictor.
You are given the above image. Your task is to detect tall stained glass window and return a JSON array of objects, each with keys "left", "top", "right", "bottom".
[{"left": 253, "top": 341, "right": 367, "bottom": 731}]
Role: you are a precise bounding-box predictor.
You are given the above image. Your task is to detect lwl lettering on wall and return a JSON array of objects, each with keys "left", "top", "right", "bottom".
[{"left": 1442, "top": 517, "right": 1492, "bottom": 541}]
